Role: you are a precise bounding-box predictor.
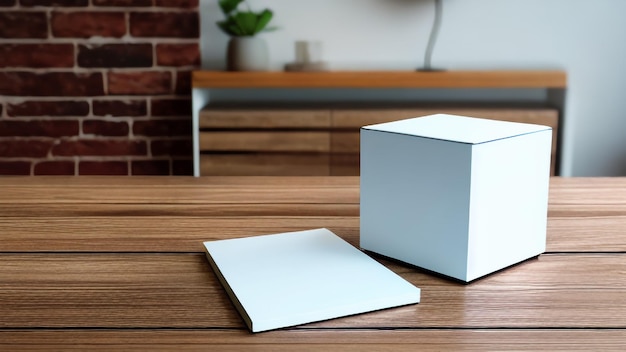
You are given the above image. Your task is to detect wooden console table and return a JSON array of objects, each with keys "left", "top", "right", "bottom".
[
  {"left": 193, "top": 70, "right": 566, "bottom": 88},
  {"left": 0, "top": 176, "right": 624, "bottom": 350},
  {"left": 192, "top": 70, "right": 567, "bottom": 176}
]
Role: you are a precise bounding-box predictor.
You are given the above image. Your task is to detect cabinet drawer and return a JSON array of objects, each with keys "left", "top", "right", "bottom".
[
  {"left": 197, "top": 106, "right": 560, "bottom": 176},
  {"left": 333, "top": 109, "right": 425, "bottom": 127},
  {"left": 331, "top": 132, "right": 360, "bottom": 153},
  {"left": 331, "top": 153, "right": 359, "bottom": 176},
  {"left": 200, "top": 109, "right": 330, "bottom": 129},
  {"left": 200, "top": 154, "right": 329, "bottom": 176},
  {"left": 334, "top": 108, "right": 557, "bottom": 126},
  {"left": 333, "top": 108, "right": 558, "bottom": 175},
  {"left": 200, "top": 132, "right": 330, "bottom": 152}
]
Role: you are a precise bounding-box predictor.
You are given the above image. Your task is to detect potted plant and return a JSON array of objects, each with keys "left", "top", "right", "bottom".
[{"left": 217, "top": 0, "right": 275, "bottom": 71}]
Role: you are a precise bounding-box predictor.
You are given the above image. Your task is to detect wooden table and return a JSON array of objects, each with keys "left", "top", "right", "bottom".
[
  {"left": 1, "top": 177, "right": 625, "bottom": 350},
  {"left": 191, "top": 70, "right": 568, "bottom": 176}
]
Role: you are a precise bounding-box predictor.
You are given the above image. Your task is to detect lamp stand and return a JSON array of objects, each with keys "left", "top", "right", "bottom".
[{"left": 418, "top": 0, "right": 445, "bottom": 71}]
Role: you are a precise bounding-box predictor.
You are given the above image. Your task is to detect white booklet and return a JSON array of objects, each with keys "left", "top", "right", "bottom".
[{"left": 203, "top": 228, "right": 421, "bottom": 332}]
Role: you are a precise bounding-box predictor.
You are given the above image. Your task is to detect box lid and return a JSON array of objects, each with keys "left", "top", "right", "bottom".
[{"left": 362, "top": 114, "right": 551, "bottom": 144}]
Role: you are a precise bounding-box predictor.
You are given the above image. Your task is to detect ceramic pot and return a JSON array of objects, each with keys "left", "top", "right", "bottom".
[{"left": 227, "top": 37, "right": 269, "bottom": 71}]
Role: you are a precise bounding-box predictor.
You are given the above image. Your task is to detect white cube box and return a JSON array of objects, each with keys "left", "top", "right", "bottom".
[{"left": 360, "top": 114, "right": 552, "bottom": 282}]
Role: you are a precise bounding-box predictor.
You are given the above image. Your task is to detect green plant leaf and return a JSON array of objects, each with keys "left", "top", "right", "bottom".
[
  {"left": 217, "top": 19, "right": 243, "bottom": 36},
  {"left": 216, "top": 0, "right": 276, "bottom": 37},
  {"left": 218, "top": 0, "right": 243, "bottom": 15},
  {"left": 254, "top": 9, "right": 273, "bottom": 33},
  {"left": 234, "top": 12, "right": 258, "bottom": 35}
]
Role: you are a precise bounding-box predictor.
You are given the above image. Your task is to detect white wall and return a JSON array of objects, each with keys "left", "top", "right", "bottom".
[{"left": 201, "top": 0, "right": 626, "bottom": 176}]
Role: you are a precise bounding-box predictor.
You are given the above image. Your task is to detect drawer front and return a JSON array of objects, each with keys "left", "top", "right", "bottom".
[
  {"left": 333, "top": 108, "right": 558, "bottom": 175},
  {"left": 200, "top": 132, "right": 330, "bottom": 152},
  {"left": 331, "top": 132, "right": 360, "bottom": 153},
  {"left": 331, "top": 153, "right": 360, "bottom": 176},
  {"left": 332, "top": 109, "right": 420, "bottom": 128},
  {"left": 200, "top": 154, "right": 329, "bottom": 176},
  {"left": 197, "top": 107, "right": 559, "bottom": 176},
  {"left": 200, "top": 110, "right": 330, "bottom": 129}
]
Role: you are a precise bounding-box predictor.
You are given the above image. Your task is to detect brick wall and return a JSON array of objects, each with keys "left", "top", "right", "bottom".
[{"left": 0, "top": 0, "right": 199, "bottom": 175}]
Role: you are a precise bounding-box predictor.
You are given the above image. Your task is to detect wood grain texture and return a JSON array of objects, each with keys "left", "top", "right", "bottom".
[
  {"left": 200, "top": 154, "right": 330, "bottom": 176},
  {"left": 1, "top": 214, "right": 625, "bottom": 253},
  {"left": 331, "top": 107, "right": 558, "bottom": 128},
  {"left": 200, "top": 131, "right": 331, "bottom": 152},
  {"left": 1, "top": 177, "right": 625, "bottom": 252},
  {"left": 0, "top": 176, "right": 625, "bottom": 349},
  {"left": 0, "top": 216, "right": 360, "bottom": 252},
  {"left": 0, "top": 176, "right": 360, "bottom": 205},
  {"left": 1, "top": 330, "right": 625, "bottom": 351},
  {"left": 331, "top": 108, "right": 559, "bottom": 175},
  {"left": 192, "top": 71, "right": 567, "bottom": 89},
  {"left": 333, "top": 107, "right": 559, "bottom": 156},
  {"left": 330, "top": 153, "right": 360, "bottom": 176},
  {"left": 198, "top": 107, "right": 559, "bottom": 176},
  {"left": 1, "top": 254, "right": 626, "bottom": 329},
  {"left": 200, "top": 109, "right": 331, "bottom": 129}
]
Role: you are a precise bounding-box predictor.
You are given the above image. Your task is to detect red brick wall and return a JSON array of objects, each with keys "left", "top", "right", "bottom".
[{"left": 0, "top": 0, "right": 199, "bottom": 175}]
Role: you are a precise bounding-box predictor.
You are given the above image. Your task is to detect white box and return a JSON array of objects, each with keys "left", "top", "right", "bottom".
[{"left": 360, "top": 114, "right": 552, "bottom": 282}]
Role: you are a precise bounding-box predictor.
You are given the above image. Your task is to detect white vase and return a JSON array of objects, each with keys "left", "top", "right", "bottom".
[{"left": 227, "top": 37, "right": 269, "bottom": 71}]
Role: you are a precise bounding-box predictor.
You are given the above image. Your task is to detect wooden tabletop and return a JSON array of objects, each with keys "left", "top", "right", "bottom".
[
  {"left": 192, "top": 70, "right": 567, "bottom": 89},
  {"left": 0, "top": 176, "right": 624, "bottom": 350}
]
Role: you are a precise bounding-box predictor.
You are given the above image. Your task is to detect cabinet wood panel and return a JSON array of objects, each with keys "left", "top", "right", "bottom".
[
  {"left": 200, "top": 132, "right": 330, "bottom": 152},
  {"left": 199, "top": 107, "right": 559, "bottom": 176},
  {"left": 201, "top": 154, "right": 329, "bottom": 176},
  {"left": 331, "top": 132, "right": 360, "bottom": 153},
  {"left": 333, "top": 108, "right": 558, "bottom": 155},
  {"left": 200, "top": 109, "right": 330, "bottom": 129},
  {"left": 331, "top": 154, "right": 360, "bottom": 176},
  {"left": 332, "top": 108, "right": 558, "bottom": 127},
  {"left": 193, "top": 70, "right": 567, "bottom": 89}
]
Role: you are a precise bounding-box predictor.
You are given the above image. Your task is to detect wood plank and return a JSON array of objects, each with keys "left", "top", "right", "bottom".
[
  {"left": 200, "top": 109, "right": 330, "bottom": 129},
  {"left": 550, "top": 177, "right": 626, "bottom": 205},
  {"left": 1, "top": 254, "right": 626, "bottom": 329},
  {"left": 200, "top": 154, "right": 329, "bottom": 176},
  {"left": 0, "top": 176, "right": 358, "bottom": 188},
  {"left": 0, "top": 216, "right": 360, "bottom": 252},
  {"left": 1, "top": 330, "right": 625, "bottom": 351},
  {"left": 2, "top": 177, "right": 626, "bottom": 252},
  {"left": 332, "top": 108, "right": 559, "bottom": 175},
  {"left": 330, "top": 153, "right": 360, "bottom": 176},
  {"left": 0, "top": 254, "right": 241, "bottom": 328},
  {"left": 305, "top": 254, "right": 626, "bottom": 329},
  {"left": 0, "top": 177, "right": 360, "bottom": 205},
  {"left": 332, "top": 108, "right": 558, "bottom": 128},
  {"left": 0, "top": 186, "right": 355, "bottom": 204},
  {"left": 331, "top": 131, "right": 360, "bottom": 153},
  {"left": 0, "top": 203, "right": 361, "bottom": 218},
  {"left": 200, "top": 131, "right": 330, "bottom": 152},
  {"left": 4, "top": 175, "right": 608, "bottom": 195},
  {"left": 192, "top": 71, "right": 567, "bottom": 89},
  {"left": 328, "top": 139, "right": 553, "bottom": 176},
  {"left": 1, "top": 213, "right": 624, "bottom": 253},
  {"left": 548, "top": 178, "right": 626, "bottom": 216},
  {"left": 0, "top": 176, "right": 623, "bottom": 210},
  {"left": 547, "top": 216, "right": 626, "bottom": 252},
  {"left": 332, "top": 108, "right": 558, "bottom": 156}
]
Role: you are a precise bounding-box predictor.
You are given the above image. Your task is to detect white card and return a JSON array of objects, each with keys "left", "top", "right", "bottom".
[{"left": 204, "top": 228, "right": 421, "bottom": 332}]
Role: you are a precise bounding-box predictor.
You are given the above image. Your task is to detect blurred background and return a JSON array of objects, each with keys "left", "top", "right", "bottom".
[
  {"left": 202, "top": 0, "right": 626, "bottom": 177},
  {"left": 1, "top": 0, "right": 625, "bottom": 176}
]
